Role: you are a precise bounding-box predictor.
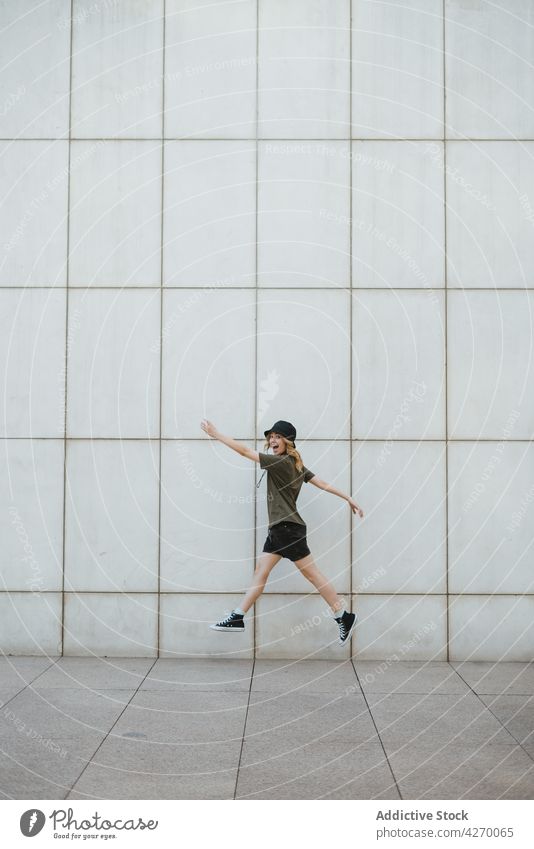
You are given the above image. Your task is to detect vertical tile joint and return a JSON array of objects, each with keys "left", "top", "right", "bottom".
[
  {"left": 60, "top": 0, "right": 76, "bottom": 657},
  {"left": 443, "top": 0, "right": 450, "bottom": 662},
  {"left": 157, "top": 0, "right": 167, "bottom": 657}
]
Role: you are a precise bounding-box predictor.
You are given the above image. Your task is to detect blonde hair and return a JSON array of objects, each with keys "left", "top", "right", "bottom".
[{"left": 263, "top": 435, "right": 304, "bottom": 473}]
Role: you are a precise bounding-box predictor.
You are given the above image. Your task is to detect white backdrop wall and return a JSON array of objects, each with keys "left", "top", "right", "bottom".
[{"left": 1, "top": 0, "right": 533, "bottom": 660}]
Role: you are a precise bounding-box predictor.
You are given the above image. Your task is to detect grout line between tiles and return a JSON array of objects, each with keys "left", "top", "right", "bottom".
[
  {"left": 156, "top": 0, "right": 166, "bottom": 659},
  {"left": 351, "top": 659, "right": 403, "bottom": 799},
  {"left": 64, "top": 657, "right": 159, "bottom": 799},
  {"left": 451, "top": 666, "right": 534, "bottom": 766},
  {"left": 60, "top": 0, "right": 75, "bottom": 658},
  {"left": 443, "top": 0, "right": 450, "bottom": 663},
  {"left": 252, "top": 0, "right": 260, "bottom": 659},
  {"left": 4, "top": 137, "right": 534, "bottom": 142},
  {"left": 1, "top": 591, "right": 533, "bottom": 597},
  {"left": 4, "top": 286, "right": 534, "bottom": 291},
  {"left": 0, "top": 657, "right": 62, "bottom": 713},
  {"left": 6, "top": 437, "right": 533, "bottom": 442},
  {"left": 349, "top": 0, "right": 354, "bottom": 639},
  {"left": 233, "top": 657, "right": 256, "bottom": 799}
]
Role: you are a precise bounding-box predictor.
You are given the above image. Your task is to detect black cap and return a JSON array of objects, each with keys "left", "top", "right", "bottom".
[{"left": 264, "top": 420, "right": 297, "bottom": 444}]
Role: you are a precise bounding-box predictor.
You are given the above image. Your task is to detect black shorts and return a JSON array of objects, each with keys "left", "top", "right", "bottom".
[{"left": 262, "top": 520, "right": 311, "bottom": 562}]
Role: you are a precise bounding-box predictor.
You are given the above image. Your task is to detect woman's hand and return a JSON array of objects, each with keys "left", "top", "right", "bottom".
[
  {"left": 348, "top": 497, "right": 364, "bottom": 518},
  {"left": 200, "top": 419, "right": 219, "bottom": 439}
]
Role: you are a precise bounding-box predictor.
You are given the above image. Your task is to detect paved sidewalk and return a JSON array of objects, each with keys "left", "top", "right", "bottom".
[{"left": 0, "top": 657, "right": 533, "bottom": 800}]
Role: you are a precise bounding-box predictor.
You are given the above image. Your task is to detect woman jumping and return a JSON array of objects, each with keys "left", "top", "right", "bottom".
[{"left": 199, "top": 418, "right": 364, "bottom": 646}]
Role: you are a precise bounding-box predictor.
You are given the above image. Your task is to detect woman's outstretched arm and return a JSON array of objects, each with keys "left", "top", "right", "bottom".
[
  {"left": 310, "top": 476, "right": 364, "bottom": 518},
  {"left": 200, "top": 419, "right": 260, "bottom": 462}
]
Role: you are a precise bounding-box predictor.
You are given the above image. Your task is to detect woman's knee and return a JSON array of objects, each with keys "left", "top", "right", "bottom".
[
  {"left": 254, "top": 563, "right": 272, "bottom": 582},
  {"left": 297, "top": 565, "right": 317, "bottom": 583}
]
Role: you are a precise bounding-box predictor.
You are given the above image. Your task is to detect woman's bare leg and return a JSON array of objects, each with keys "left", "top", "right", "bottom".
[
  {"left": 293, "top": 552, "right": 346, "bottom": 613},
  {"left": 238, "top": 552, "right": 282, "bottom": 613}
]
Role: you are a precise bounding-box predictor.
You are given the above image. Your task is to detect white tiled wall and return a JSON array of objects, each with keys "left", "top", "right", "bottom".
[
  {"left": 165, "top": 0, "right": 257, "bottom": 138},
  {"left": 0, "top": 142, "right": 69, "bottom": 285},
  {"left": 71, "top": 0, "right": 164, "bottom": 139},
  {"left": 259, "top": 0, "right": 350, "bottom": 139},
  {"left": 0, "top": 0, "right": 70, "bottom": 138},
  {"left": 65, "top": 440, "right": 160, "bottom": 592},
  {"left": 1, "top": 1, "right": 532, "bottom": 660},
  {"left": 258, "top": 140, "right": 350, "bottom": 286},
  {"left": 352, "top": 0, "right": 443, "bottom": 139},
  {"left": 68, "top": 140, "right": 162, "bottom": 286},
  {"left": 163, "top": 141, "right": 256, "bottom": 286},
  {"left": 445, "top": 0, "right": 534, "bottom": 140}
]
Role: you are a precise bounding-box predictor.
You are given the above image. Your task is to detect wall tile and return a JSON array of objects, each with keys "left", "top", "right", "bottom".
[
  {"left": 449, "top": 595, "right": 534, "bottom": 661},
  {"left": 353, "top": 290, "right": 445, "bottom": 439},
  {"left": 352, "top": 141, "right": 445, "bottom": 288},
  {"left": 0, "top": 141, "right": 69, "bottom": 285},
  {"left": 67, "top": 289, "right": 160, "bottom": 438},
  {"left": 448, "top": 291, "right": 534, "bottom": 439},
  {"left": 0, "top": 440, "right": 64, "bottom": 592},
  {"left": 161, "top": 288, "right": 255, "bottom": 438},
  {"left": 0, "top": 593, "right": 62, "bottom": 655},
  {"left": 165, "top": 0, "right": 256, "bottom": 138},
  {"left": 68, "top": 140, "right": 161, "bottom": 286},
  {"left": 71, "top": 0, "right": 164, "bottom": 138},
  {"left": 163, "top": 141, "right": 255, "bottom": 286},
  {"left": 0, "top": 289, "right": 66, "bottom": 437},
  {"left": 258, "top": 141, "right": 350, "bottom": 286},
  {"left": 259, "top": 0, "right": 350, "bottom": 138},
  {"left": 446, "top": 0, "right": 534, "bottom": 139},
  {"left": 160, "top": 441, "right": 255, "bottom": 593},
  {"left": 255, "top": 594, "right": 353, "bottom": 660},
  {"left": 160, "top": 593, "right": 254, "bottom": 657},
  {"left": 352, "top": 0, "right": 443, "bottom": 139},
  {"left": 65, "top": 440, "right": 159, "bottom": 592},
  {"left": 0, "top": 0, "right": 70, "bottom": 137},
  {"left": 353, "top": 594, "right": 447, "bottom": 661},
  {"left": 257, "top": 289, "right": 350, "bottom": 437},
  {"left": 446, "top": 142, "right": 534, "bottom": 288},
  {"left": 449, "top": 442, "right": 534, "bottom": 594},
  {"left": 64, "top": 593, "right": 158, "bottom": 656},
  {"left": 353, "top": 441, "right": 446, "bottom": 594}
]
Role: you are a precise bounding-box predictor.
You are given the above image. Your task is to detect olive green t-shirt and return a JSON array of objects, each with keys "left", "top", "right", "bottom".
[{"left": 258, "top": 452, "right": 316, "bottom": 528}]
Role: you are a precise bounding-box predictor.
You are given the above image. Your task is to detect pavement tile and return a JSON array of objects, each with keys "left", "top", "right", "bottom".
[
  {"left": 68, "top": 762, "right": 237, "bottom": 800},
  {"left": 32, "top": 657, "right": 153, "bottom": 690},
  {"left": 355, "top": 661, "right": 470, "bottom": 694},
  {"left": 479, "top": 694, "right": 534, "bottom": 747},
  {"left": 113, "top": 691, "right": 248, "bottom": 744},
  {"left": 251, "top": 659, "right": 360, "bottom": 694},
  {"left": 366, "top": 692, "right": 517, "bottom": 745},
  {"left": 0, "top": 687, "right": 132, "bottom": 741},
  {"left": 0, "top": 688, "right": 28, "bottom": 707},
  {"left": 236, "top": 740, "right": 398, "bottom": 800},
  {"left": 386, "top": 741, "right": 534, "bottom": 799},
  {"left": 0, "top": 656, "right": 59, "bottom": 688},
  {"left": 245, "top": 692, "right": 377, "bottom": 745},
  {"left": 451, "top": 662, "right": 534, "bottom": 695},
  {"left": 141, "top": 658, "right": 253, "bottom": 691},
  {"left": 0, "top": 750, "right": 90, "bottom": 800},
  {"left": 80, "top": 733, "right": 242, "bottom": 774}
]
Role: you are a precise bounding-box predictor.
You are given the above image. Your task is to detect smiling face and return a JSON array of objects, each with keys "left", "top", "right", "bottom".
[{"left": 268, "top": 431, "right": 288, "bottom": 455}]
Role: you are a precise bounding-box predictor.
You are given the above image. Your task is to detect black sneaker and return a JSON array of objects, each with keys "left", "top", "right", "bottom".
[
  {"left": 335, "top": 611, "right": 357, "bottom": 645},
  {"left": 210, "top": 610, "right": 245, "bottom": 632}
]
